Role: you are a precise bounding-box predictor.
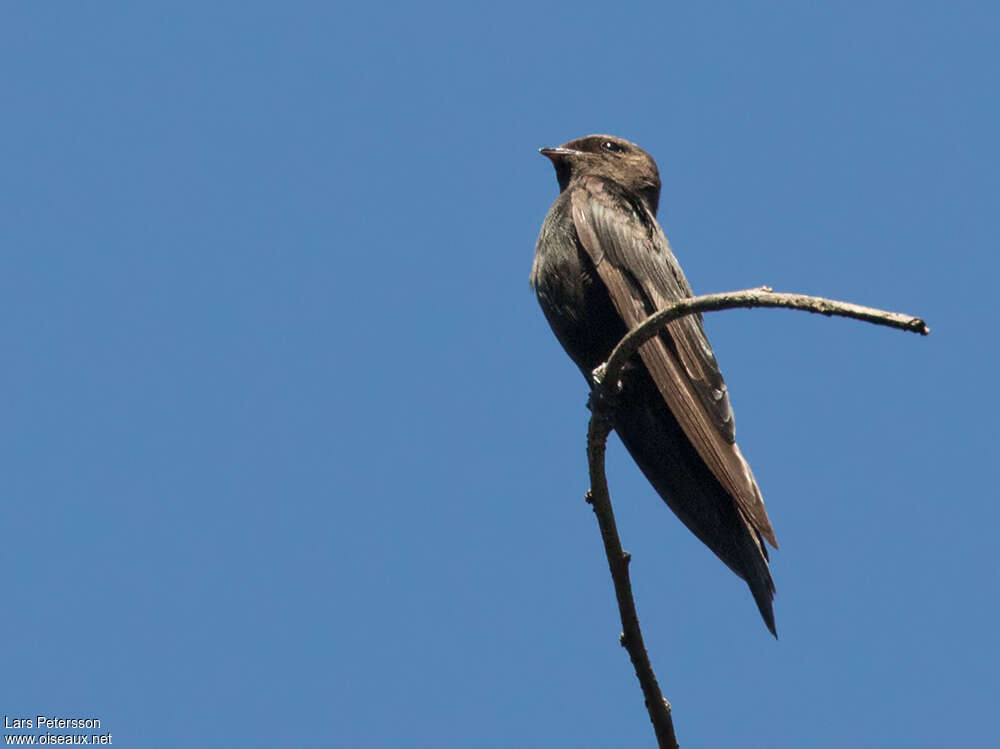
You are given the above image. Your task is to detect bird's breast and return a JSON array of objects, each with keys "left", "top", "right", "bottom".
[{"left": 532, "top": 205, "right": 629, "bottom": 378}]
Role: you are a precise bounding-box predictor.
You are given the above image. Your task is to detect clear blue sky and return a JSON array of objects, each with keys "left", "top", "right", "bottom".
[{"left": 2, "top": 3, "right": 996, "bottom": 747}]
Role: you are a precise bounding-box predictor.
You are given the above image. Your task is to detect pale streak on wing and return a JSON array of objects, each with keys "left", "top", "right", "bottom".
[{"left": 571, "top": 180, "right": 777, "bottom": 548}]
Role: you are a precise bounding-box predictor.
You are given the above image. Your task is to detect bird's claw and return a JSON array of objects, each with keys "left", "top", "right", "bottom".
[{"left": 587, "top": 379, "right": 622, "bottom": 420}]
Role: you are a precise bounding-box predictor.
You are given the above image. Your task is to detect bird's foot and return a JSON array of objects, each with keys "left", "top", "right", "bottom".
[{"left": 587, "top": 379, "right": 622, "bottom": 422}]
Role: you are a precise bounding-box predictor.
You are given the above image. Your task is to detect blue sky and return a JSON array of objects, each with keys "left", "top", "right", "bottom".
[{"left": 1, "top": 2, "right": 996, "bottom": 746}]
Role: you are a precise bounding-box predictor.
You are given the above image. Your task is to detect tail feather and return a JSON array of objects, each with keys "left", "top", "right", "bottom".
[
  {"left": 739, "top": 522, "right": 777, "bottom": 638},
  {"left": 610, "top": 368, "right": 778, "bottom": 635}
]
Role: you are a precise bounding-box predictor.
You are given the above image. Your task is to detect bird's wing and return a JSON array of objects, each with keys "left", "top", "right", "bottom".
[{"left": 571, "top": 178, "right": 777, "bottom": 547}]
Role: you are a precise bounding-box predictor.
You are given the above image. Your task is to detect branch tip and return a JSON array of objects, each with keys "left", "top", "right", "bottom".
[{"left": 602, "top": 287, "right": 929, "bottom": 388}]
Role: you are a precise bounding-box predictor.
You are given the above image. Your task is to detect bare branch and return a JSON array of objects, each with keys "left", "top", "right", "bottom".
[
  {"left": 583, "top": 286, "right": 928, "bottom": 747},
  {"left": 586, "top": 412, "right": 678, "bottom": 749},
  {"left": 595, "top": 286, "right": 930, "bottom": 389}
]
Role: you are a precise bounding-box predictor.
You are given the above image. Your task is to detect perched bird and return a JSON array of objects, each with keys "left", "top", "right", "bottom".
[{"left": 530, "top": 134, "right": 779, "bottom": 635}]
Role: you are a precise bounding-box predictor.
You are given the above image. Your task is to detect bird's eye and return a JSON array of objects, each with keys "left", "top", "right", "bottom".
[{"left": 602, "top": 140, "right": 624, "bottom": 153}]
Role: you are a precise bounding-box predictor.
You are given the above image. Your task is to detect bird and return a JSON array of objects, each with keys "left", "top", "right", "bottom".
[{"left": 529, "top": 134, "right": 779, "bottom": 635}]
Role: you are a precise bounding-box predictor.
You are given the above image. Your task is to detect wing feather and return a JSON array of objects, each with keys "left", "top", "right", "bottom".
[{"left": 571, "top": 179, "right": 777, "bottom": 547}]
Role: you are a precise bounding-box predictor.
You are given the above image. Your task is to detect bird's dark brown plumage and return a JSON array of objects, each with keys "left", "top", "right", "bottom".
[{"left": 530, "top": 134, "right": 779, "bottom": 635}]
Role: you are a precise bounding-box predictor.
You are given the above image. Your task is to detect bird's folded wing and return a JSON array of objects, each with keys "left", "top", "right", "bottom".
[{"left": 571, "top": 179, "right": 777, "bottom": 547}]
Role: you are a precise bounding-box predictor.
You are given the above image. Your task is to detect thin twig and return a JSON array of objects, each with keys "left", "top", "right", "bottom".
[
  {"left": 584, "top": 287, "right": 928, "bottom": 748},
  {"left": 586, "top": 412, "right": 678, "bottom": 749},
  {"left": 596, "top": 286, "right": 930, "bottom": 389}
]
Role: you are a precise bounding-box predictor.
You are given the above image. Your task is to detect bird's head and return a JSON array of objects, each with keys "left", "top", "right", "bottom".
[{"left": 540, "top": 134, "right": 661, "bottom": 215}]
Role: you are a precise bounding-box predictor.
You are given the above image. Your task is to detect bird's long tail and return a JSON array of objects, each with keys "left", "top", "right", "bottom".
[{"left": 609, "top": 369, "right": 778, "bottom": 636}]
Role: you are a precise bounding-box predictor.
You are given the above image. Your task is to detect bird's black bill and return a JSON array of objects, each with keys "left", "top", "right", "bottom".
[{"left": 539, "top": 146, "right": 581, "bottom": 159}]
